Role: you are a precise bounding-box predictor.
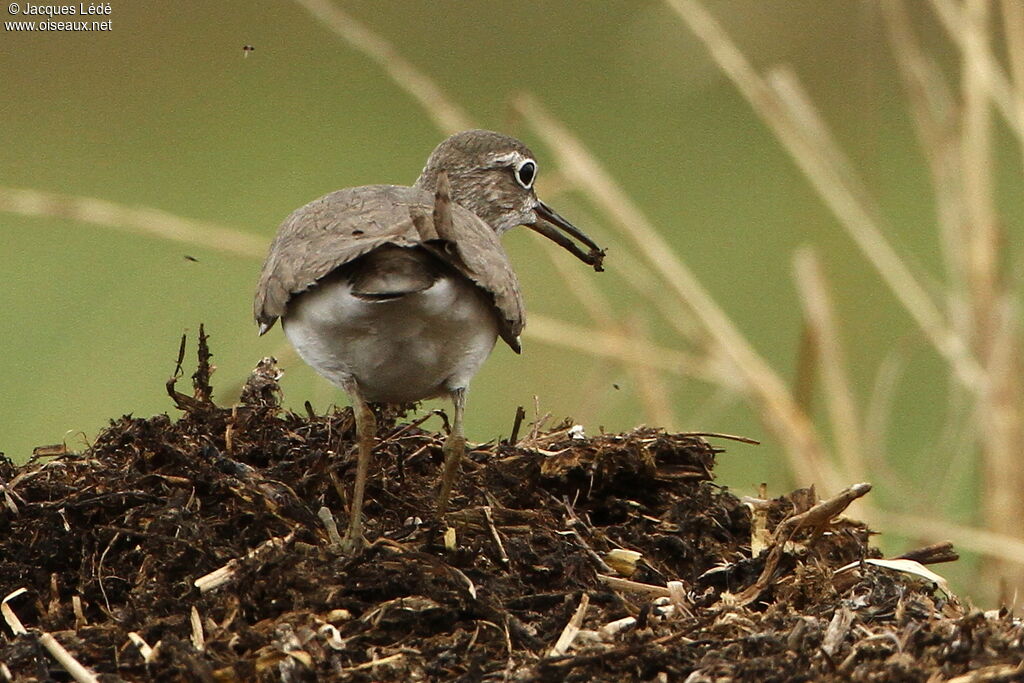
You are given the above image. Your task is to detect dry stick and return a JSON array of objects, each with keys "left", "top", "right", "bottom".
[
  {"left": 957, "top": 0, "right": 1024, "bottom": 594},
  {"left": 881, "top": 1, "right": 967, "bottom": 314},
  {"left": 0, "top": 186, "right": 265, "bottom": 259},
  {"left": 1001, "top": 0, "right": 1024, "bottom": 169},
  {"left": 529, "top": 229, "right": 676, "bottom": 428},
  {"left": 881, "top": 9, "right": 992, "bottom": 525},
  {"left": 597, "top": 574, "right": 671, "bottom": 598},
  {"left": 526, "top": 315, "right": 714, "bottom": 382},
  {"left": 128, "top": 632, "right": 155, "bottom": 662},
  {"left": 929, "top": 0, "right": 1024, "bottom": 145},
  {"left": 793, "top": 249, "right": 865, "bottom": 486},
  {"left": 735, "top": 482, "right": 872, "bottom": 606},
  {"left": 194, "top": 531, "right": 296, "bottom": 593},
  {"left": 190, "top": 606, "right": 205, "bottom": 652},
  {"left": 625, "top": 315, "right": 677, "bottom": 430},
  {"left": 4, "top": 589, "right": 99, "bottom": 683},
  {"left": 665, "top": 0, "right": 982, "bottom": 392},
  {"left": 38, "top": 633, "right": 99, "bottom": 683},
  {"left": 513, "top": 93, "right": 840, "bottom": 494},
  {"left": 1, "top": 589, "right": 28, "bottom": 636},
  {"left": 977, "top": 300, "right": 1024, "bottom": 591},
  {"left": 897, "top": 541, "right": 960, "bottom": 566},
  {"left": 958, "top": 0, "right": 1000, "bottom": 353},
  {"left": 769, "top": 68, "right": 980, "bottom": 389},
  {"left": 682, "top": 431, "right": 760, "bottom": 445},
  {"left": 548, "top": 593, "right": 590, "bottom": 658},
  {"left": 509, "top": 406, "right": 526, "bottom": 445},
  {"left": 290, "top": 0, "right": 472, "bottom": 135},
  {"left": 553, "top": 494, "right": 614, "bottom": 575},
  {"left": 342, "top": 653, "right": 406, "bottom": 673},
  {"left": 482, "top": 506, "right": 510, "bottom": 566}
]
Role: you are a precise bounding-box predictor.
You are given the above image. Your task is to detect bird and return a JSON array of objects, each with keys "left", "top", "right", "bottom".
[{"left": 254, "top": 129, "right": 605, "bottom": 553}]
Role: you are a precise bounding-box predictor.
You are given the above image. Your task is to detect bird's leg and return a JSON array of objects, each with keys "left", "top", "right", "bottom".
[
  {"left": 341, "top": 380, "right": 376, "bottom": 554},
  {"left": 437, "top": 387, "right": 466, "bottom": 516}
]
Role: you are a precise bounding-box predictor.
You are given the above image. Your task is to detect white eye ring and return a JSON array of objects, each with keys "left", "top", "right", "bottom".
[{"left": 514, "top": 158, "right": 537, "bottom": 189}]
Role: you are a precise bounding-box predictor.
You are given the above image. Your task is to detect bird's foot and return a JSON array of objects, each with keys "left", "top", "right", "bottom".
[{"left": 338, "top": 530, "right": 368, "bottom": 555}]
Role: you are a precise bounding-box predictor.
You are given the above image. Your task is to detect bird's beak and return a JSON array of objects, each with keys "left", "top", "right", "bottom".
[{"left": 527, "top": 201, "right": 605, "bottom": 272}]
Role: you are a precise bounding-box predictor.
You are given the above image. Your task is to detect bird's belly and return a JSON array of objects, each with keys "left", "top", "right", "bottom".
[{"left": 282, "top": 275, "right": 499, "bottom": 403}]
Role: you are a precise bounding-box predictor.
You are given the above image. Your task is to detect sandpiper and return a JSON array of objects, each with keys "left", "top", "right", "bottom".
[{"left": 254, "top": 129, "right": 605, "bottom": 552}]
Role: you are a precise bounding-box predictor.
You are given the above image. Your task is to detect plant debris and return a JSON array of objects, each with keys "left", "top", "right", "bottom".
[{"left": 0, "top": 333, "right": 1022, "bottom": 681}]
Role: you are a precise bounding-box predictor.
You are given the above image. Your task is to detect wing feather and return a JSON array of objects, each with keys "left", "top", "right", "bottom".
[{"left": 254, "top": 184, "right": 525, "bottom": 352}]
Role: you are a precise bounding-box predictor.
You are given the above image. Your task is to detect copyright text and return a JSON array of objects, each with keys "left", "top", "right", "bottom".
[{"left": 5, "top": 3, "right": 113, "bottom": 31}]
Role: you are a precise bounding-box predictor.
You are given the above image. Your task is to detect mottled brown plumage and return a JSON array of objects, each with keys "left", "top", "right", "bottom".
[
  {"left": 252, "top": 129, "right": 604, "bottom": 554},
  {"left": 254, "top": 183, "right": 526, "bottom": 352}
]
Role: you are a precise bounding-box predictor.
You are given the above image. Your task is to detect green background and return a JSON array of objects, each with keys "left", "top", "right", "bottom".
[{"left": 2, "top": 2, "right": 1013, "bottom": 594}]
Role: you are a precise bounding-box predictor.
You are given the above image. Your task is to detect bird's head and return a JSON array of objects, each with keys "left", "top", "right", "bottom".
[{"left": 414, "top": 129, "right": 605, "bottom": 270}]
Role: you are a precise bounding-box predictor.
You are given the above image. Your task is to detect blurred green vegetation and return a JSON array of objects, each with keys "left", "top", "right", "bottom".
[{"left": 3, "top": 2, "right": 1019, "bottom": 598}]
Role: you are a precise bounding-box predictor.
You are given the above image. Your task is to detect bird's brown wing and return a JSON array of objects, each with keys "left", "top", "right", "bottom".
[{"left": 253, "top": 184, "right": 525, "bottom": 352}]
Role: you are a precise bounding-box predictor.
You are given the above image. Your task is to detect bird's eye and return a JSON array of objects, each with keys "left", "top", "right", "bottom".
[{"left": 514, "top": 159, "right": 537, "bottom": 189}]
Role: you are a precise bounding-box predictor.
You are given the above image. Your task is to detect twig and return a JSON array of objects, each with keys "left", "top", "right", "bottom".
[
  {"left": 190, "top": 605, "right": 205, "bottom": 652},
  {"left": 548, "top": 593, "right": 590, "bottom": 657},
  {"left": 96, "top": 531, "right": 120, "bottom": 618},
  {"left": 127, "top": 632, "right": 155, "bottom": 663},
  {"left": 3, "top": 589, "right": 98, "bottom": 683},
  {"left": 514, "top": 92, "right": 841, "bottom": 492},
  {"left": 681, "top": 432, "right": 760, "bottom": 445},
  {"left": 194, "top": 531, "right": 296, "bottom": 593},
  {"left": 794, "top": 249, "right": 864, "bottom": 484},
  {"left": 875, "top": 510, "right": 1024, "bottom": 566},
  {"left": 191, "top": 323, "right": 214, "bottom": 404},
  {"left": 555, "top": 495, "right": 614, "bottom": 574},
  {"left": 664, "top": 0, "right": 981, "bottom": 390},
  {"left": 509, "top": 406, "right": 526, "bottom": 445},
  {"left": 1, "top": 588, "right": 28, "bottom": 636},
  {"left": 597, "top": 574, "right": 671, "bottom": 598},
  {"left": 897, "top": 541, "right": 960, "bottom": 566},
  {"left": 525, "top": 314, "right": 712, "bottom": 380},
  {"left": 929, "top": 0, "right": 1024, "bottom": 145},
  {"left": 599, "top": 615, "right": 639, "bottom": 640},
  {"left": 341, "top": 653, "right": 406, "bottom": 673},
  {"left": 734, "top": 482, "right": 872, "bottom": 606},
  {"left": 72, "top": 596, "right": 86, "bottom": 629},
  {"left": 483, "top": 506, "right": 510, "bottom": 566},
  {"left": 289, "top": 0, "right": 473, "bottom": 135},
  {"left": 0, "top": 186, "right": 265, "bottom": 258},
  {"left": 38, "top": 633, "right": 99, "bottom": 683}
]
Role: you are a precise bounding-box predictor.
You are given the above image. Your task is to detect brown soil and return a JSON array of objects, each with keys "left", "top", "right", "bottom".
[{"left": 0, "top": 332, "right": 1021, "bottom": 681}]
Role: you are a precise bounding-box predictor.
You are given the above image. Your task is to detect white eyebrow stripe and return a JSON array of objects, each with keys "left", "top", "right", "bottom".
[{"left": 488, "top": 151, "right": 524, "bottom": 166}]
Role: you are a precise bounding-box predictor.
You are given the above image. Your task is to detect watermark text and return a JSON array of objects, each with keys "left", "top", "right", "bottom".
[{"left": 5, "top": 3, "right": 113, "bottom": 31}]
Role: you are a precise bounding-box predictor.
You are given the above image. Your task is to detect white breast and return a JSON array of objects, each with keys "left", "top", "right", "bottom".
[{"left": 282, "top": 273, "right": 500, "bottom": 403}]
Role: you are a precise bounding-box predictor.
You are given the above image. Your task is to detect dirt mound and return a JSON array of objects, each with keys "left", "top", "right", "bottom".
[{"left": 1, "top": 333, "right": 1021, "bottom": 681}]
